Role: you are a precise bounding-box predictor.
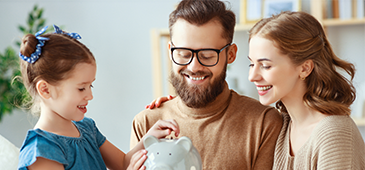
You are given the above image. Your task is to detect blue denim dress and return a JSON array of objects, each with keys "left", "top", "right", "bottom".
[{"left": 18, "top": 117, "right": 107, "bottom": 170}]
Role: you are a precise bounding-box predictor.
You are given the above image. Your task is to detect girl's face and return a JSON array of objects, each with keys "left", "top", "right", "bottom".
[
  {"left": 48, "top": 62, "right": 96, "bottom": 122},
  {"left": 248, "top": 36, "right": 302, "bottom": 106}
]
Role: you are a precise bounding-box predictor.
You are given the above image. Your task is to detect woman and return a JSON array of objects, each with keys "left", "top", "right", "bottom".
[
  {"left": 248, "top": 11, "right": 364, "bottom": 169},
  {"left": 148, "top": 11, "right": 365, "bottom": 169}
]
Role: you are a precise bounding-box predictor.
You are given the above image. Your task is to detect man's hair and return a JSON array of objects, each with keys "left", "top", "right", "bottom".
[{"left": 169, "top": 0, "right": 236, "bottom": 43}]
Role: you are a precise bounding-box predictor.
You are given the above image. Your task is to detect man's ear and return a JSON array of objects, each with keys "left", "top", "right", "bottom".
[
  {"left": 168, "top": 41, "right": 172, "bottom": 61},
  {"left": 300, "top": 59, "right": 314, "bottom": 79},
  {"left": 227, "top": 43, "right": 238, "bottom": 64},
  {"left": 36, "top": 80, "right": 51, "bottom": 99}
]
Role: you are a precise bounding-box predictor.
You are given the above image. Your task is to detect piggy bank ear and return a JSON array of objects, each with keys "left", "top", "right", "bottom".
[
  {"left": 176, "top": 136, "right": 192, "bottom": 152},
  {"left": 143, "top": 135, "right": 159, "bottom": 148}
]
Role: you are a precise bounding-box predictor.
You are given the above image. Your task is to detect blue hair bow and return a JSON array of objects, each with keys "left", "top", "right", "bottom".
[
  {"left": 53, "top": 24, "right": 81, "bottom": 39},
  {"left": 19, "top": 26, "right": 49, "bottom": 64},
  {"left": 19, "top": 24, "right": 82, "bottom": 64}
]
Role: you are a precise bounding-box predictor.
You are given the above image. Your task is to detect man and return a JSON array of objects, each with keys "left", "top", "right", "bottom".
[{"left": 130, "top": 0, "right": 283, "bottom": 169}]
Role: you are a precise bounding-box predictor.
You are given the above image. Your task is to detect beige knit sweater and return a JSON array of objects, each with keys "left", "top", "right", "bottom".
[
  {"left": 273, "top": 114, "right": 365, "bottom": 170},
  {"left": 130, "top": 84, "right": 283, "bottom": 169}
]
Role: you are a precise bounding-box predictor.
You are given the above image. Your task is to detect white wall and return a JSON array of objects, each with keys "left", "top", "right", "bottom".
[
  {"left": 0, "top": 0, "right": 364, "bottom": 153},
  {"left": 0, "top": 0, "right": 183, "bottom": 152}
]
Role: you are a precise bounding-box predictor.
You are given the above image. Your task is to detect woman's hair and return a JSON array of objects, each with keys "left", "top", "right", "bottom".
[
  {"left": 19, "top": 32, "right": 95, "bottom": 114},
  {"left": 249, "top": 11, "right": 356, "bottom": 115},
  {"left": 169, "top": 0, "right": 236, "bottom": 44}
]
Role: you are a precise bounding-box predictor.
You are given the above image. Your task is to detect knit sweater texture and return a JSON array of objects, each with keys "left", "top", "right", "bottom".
[
  {"left": 130, "top": 84, "right": 283, "bottom": 169},
  {"left": 273, "top": 114, "right": 365, "bottom": 170}
]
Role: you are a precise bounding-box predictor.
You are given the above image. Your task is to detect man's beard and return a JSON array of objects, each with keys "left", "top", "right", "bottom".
[{"left": 169, "top": 64, "right": 227, "bottom": 108}]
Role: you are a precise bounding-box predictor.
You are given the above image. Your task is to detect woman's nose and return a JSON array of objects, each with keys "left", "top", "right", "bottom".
[{"left": 248, "top": 66, "right": 261, "bottom": 82}]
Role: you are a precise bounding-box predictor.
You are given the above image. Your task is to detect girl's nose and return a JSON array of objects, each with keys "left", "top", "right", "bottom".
[{"left": 85, "top": 89, "right": 93, "bottom": 101}]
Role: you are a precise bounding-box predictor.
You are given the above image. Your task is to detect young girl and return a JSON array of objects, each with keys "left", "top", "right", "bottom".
[{"left": 17, "top": 25, "right": 179, "bottom": 170}]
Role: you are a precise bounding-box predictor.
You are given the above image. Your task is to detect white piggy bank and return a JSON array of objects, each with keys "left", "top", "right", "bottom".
[{"left": 143, "top": 136, "right": 202, "bottom": 170}]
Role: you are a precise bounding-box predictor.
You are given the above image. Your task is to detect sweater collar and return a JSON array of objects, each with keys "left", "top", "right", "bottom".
[{"left": 176, "top": 82, "right": 232, "bottom": 118}]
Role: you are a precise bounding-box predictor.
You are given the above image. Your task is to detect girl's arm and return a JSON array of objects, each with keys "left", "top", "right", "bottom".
[
  {"left": 99, "top": 139, "right": 126, "bottom": 170},
  {"left": 28, "top": 157, "right": 64, "bottom": 170},
  {"left": 100, "top": 119, "right": 179, "bottom": 170},
  {"left": 100, "top": 140, "right": 148, "bottom": 170},
  {"left": 125, "top": 119, "right": 180, "bottom": 169}
]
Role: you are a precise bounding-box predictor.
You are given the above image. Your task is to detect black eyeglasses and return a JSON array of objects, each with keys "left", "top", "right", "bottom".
[{"left": 170, "top": 43, "right": 231, "bottom": 67}]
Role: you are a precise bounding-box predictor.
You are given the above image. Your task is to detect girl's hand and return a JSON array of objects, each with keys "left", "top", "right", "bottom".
[
  {"left": 145, "top": 119, "right": 180, "bottom": 139},
  {"left": 145, "top": 95, "right": 175, "bottom": 109},
  {"left": 127, "top": 150, "right": 147, "bottom": 170}
]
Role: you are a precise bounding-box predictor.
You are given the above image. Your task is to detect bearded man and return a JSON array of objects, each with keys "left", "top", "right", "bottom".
[{"left": 129, "top": 0, "right": 282, "bottom": 169}]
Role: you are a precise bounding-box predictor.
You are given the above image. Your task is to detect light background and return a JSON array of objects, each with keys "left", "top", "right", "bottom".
[{"left": 0, "top": 0, "right": 364, "bottom": 153}]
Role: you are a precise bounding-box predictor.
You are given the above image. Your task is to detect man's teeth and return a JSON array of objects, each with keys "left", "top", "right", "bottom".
[
  {"left": 189, "top": 76, "right": 205, "bottom": 81},
  {"left": 257, "top": 86, "right": 272, "bottom": 91},
  {"left": 77, "top": 106, "right": 86, "bottom": 109}
]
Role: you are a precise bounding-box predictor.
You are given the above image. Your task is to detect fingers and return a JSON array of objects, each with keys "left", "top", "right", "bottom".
[
  {"left": 163, "top": 119, "right": 180, "bottom": 137},
  {"left": 155, "top": 97, "right": 166, "bottom": 108},
  {"left": 145, "top": 99, "right": 157, "bottom": 109},
  {"left": 157, "top": 119, "right": 180, "bottom": 136},
  {"left": 146, "top": 95, "right": 176, "bottom": 109},
  {"left": 128, "top": 150, "right": 147, "bottom": 170},
  {"left": 139, "top": 165, "right": 146, "bottom": 170},
  {"left": 167, "top": 95, "right": 176, "bottom": 100},
  {"left": 146, "top": 119, "right": 180, "bottom": 138}
]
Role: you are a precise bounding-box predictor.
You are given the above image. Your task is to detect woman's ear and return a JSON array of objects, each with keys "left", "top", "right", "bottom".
[
  {"left": 300, "top": 59, "right": 314, "bottom": 79},
  {"left": 227, "top": 43, "right": 238, "bottom": 64},
  {"left": 36, "top": 80, "right": 51, "bottom": 99}
]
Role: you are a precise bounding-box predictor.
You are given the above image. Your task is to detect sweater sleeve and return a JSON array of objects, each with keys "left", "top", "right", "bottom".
[
  {"left": 130, "top": 110, "right": 156, "bottom": 150},
  {"left": 129, "top": 116, "right": 145, "bottom": 150},
  {"left": 253, "top": 108, "right": 283, "bottom": 170},
  {"left": 316, "top": 117, "right": 365, "bottom": 170}
]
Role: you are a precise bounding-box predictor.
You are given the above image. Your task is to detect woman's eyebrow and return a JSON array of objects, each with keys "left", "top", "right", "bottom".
[{"left": 247, "top": 56, "right": 271, "bottom": 62}]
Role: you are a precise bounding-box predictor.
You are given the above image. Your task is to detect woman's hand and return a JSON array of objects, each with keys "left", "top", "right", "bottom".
[
  {"left": 145, "top": 119, "right": 180, "bottom": 139},
  {"left": 126, "top": 150, "right": 147, "bottom": 170},
  {"left": 145, "top": 95, "right": 175, "bottom": 109}
]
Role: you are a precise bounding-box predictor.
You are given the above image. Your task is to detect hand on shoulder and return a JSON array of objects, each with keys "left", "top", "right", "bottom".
[{"left": 145, "top": 95, "right": 175, "bottom": 109}]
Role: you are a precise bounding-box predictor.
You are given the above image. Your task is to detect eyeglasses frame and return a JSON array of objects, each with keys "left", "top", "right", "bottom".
[{"left": 170, "top": 43, "right": 231, "bottom": 67}]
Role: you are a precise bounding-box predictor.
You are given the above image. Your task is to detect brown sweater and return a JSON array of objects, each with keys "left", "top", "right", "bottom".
[
  {"left": 273, "top": 114, "right": 365, "bottom": 170},
  {"left": 130, "top": 84, "right": 283, "bottom": 169}
]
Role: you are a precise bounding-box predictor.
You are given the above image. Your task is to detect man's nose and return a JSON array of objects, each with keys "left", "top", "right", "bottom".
[{"left": 187, "top": 54, "right": 205, "bottom": 72}]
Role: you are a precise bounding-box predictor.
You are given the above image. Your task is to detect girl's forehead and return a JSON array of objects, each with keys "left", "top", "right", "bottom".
[{"left": 64, "top": 63, "right": 97, "bottom": 82}]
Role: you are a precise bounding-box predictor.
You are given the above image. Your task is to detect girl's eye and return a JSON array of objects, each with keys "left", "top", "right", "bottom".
[
  {"left": 90, "top": 85, "right": 94, "bottom": 88},
  {"left": 79, "top": 88, "right": 85, "bottom": 91},
  {"left": 249, "top": 63, "right": 254, "bottom": 67}
]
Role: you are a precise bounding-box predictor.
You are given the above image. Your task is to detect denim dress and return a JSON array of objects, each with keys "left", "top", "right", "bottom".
[{"left": 18, "top": 117, "right": 107, "bottom": 170}]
